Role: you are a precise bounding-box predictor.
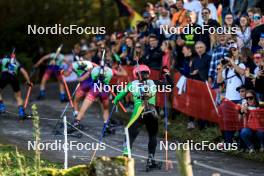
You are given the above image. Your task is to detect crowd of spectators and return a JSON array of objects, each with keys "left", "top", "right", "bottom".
[{"left": 65, "top": 0, "right": 263, "bottom": 153}]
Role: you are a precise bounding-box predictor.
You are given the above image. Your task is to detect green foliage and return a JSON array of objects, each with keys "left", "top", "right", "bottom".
[
  {"left": 0, "top": 144, "right": 60, "bottom": 176},
  {"left": 160, "top": 114, "right": 222, "bottom": 143},
  {"left": 32, "top": 104, "right": 41, "bottom": 175}
]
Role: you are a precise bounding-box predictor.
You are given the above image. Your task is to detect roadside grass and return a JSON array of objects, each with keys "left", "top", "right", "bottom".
[
  {"left": 115, "top": 108, "right": 264, "bottom": 163},
  {"left": 0, "top": 144, "right": 61, "bottom": 176}
]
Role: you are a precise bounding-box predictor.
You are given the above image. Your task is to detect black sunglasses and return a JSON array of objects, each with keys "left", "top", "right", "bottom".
[
  {"left": 246, "top": 96, "right": 254, "bottom": 100},
  {"left": 227, "top": 42, "right": 235, "bottom": 45}
]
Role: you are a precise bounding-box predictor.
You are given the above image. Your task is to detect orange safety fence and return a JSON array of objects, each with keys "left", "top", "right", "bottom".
[{"left": 111, "top": 66, "right": 264, "bottom": 131}]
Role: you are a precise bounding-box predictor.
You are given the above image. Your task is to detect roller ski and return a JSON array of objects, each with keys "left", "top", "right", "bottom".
[
  {"left": 146, "top": 154, "right": 162, "bottom": 172},
  {"left": 53, "top": 119, "right": 84, "bottom": 138}
]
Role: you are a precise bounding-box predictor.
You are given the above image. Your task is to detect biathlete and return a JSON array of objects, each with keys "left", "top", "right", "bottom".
[
  {"left": 34, "top": 46, "right": 68, "bottom": 102},
  {"left": 0, "top": 51, "right": 32, "bottom": 118},
  {"left": 68, "top": 59, "right": 127, "bottom": 134},
  {"left": 113, "top": 65, "right": 173, "bottom": 170},
  {"left": 63, "top": 50, "right": 96, "bottom": 118}
]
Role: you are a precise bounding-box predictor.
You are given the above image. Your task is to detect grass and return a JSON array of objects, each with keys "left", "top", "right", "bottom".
[
  {"left": 115, "top": 107, "right": 264, "bottom": 163},
  {"left": 0, "top": 144, "right": 61, "bottom": 176}
]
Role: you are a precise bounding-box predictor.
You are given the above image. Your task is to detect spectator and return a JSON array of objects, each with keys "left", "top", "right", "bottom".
[
  {"left": 142, "top": 11, "right": 157, "bottom": 36},
  {"left": 241, "top": 47, "right": 256, "bottom": 89},
  {"left": 132, "top": 42, "right": 145, "bottom": 65},
  {"left": 231, "top": 0, "right": 248, "bottom": 20},
  {"left": 161, "top": 40, "right": 173, "bottom": 69},
  {"left": 197, "top": 0, "right": 218, "bottom": 26},
  {"left": 247, "top": 7, "right": 255, "bottom": 29},
  {"left": 208, "top": 33, "right": 229, "bottom": 86},
  {"left": 240, "top": 90, "right": 264, "bottom": 153},
  {"left": 179, "top": 45, "right": 194, "bottom": 77},
  {"left": 251, "top": 12, "right": 264, "bottom": 52},
  {"left": 236, "top": 85, "right": 247, "bottom": 104},
  {"left": 180, "top": 11, "right": 201, "bottom": 47},
  {"left": 236, "top": 15, "right": 252, "bottom": 49},
  {"left": 155, "top": 6, "right": 172, "bottom": 39},
  {"left": 251, "top": 9, "right": 263, "bottom": 29},
  {"left": 143, "top": 34, "right": 163, "bottom": 70},
  {"left": 120, "top": 37, "right": 135, "bottom": 65},
  {"left": 217, "top": 43, "right": 246, "bottom": 103},
  {"left": 183, "top": 0, "right": 200, "bottom": 13},
  {"left": 200, "top": 7, "right": 220, "bottom": 51},
  {"left": 223, "top": 13, "right": 235, "bottom": 28},
  {"left": 190, "top": 41, "right": 211, "bottom": 81},
  {"left": 253, "top": 52, "right": 264, "bottom": 102},
  {"left": 252, "top": 33, "right": 264, "bottom": 53},
  {"left": 171, "top": 0, "right": 188, "bottom": 28}
]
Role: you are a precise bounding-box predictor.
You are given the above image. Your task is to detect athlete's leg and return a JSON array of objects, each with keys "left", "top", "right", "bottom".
[
  {"left": 0, "top": 73, "right": 9, "bottom": 112},
  {"left": 38, "top": 73, "right": 49, "bottom": 99},
  {"left": 144, "top": 113, "right": 159, "bottom": 157},
  {"left": 76, "top": 98, "right": 93, "bottom": 121},
  {"left": 101, "top": 98, "right": 110, "bottom": 123}
]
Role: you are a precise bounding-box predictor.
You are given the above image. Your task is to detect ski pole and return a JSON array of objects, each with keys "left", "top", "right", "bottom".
[
  {"left": 60, "top": 70, "right": 74, "bottom": 107},
  {"left": 53, "top": 83, "right": 80, "bottom": 132},
  {"left": 24, "top": 85, "right": 32, "bottom": 109},
  {"left": 90, "top": 105, "right": 116, "bottom": 164}
]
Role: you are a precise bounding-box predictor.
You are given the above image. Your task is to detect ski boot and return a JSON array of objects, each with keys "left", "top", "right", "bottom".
[
  {"left": 103, "top": 124, "right": 116, "bottom": 137},
  {"left": 146, "top": 154, "right": 162, "bottom": 172},
  {"left": 60, "top": 93, "right": 68, "bottom": 103},
  {"left": 18, "top": 106, "right": 27, "bottom": 119},
  {"left": 37, "top": 90, "right": 45, "bottom": 100},
  {"left": 0, "top": 102, "right": 6, "bottom": 114}
]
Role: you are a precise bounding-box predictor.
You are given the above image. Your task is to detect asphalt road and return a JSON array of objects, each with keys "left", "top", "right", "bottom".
[{"left": 0, "top": 83, "right": 264, "bottom": 176}]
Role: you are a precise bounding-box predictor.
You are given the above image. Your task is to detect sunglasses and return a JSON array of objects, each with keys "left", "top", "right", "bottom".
[
  {"left": 202, "top": 12, "right": 209, "bottom": 15},
  {"left": 231, "top": 48, "right": 237, "bottom": 51},
  {"left": 246, "top": 96, "right": 254, "bottom": 100},
  {"left": 254, "top": 56, "right": 261, "bottom": 59},
  {"left": 227, "top": 41, "right": 235, "bottom": 45},
  {"left": 253, "top": 16, "right": 261, "bottom": 20},
  {"left": 136, "top": 45, "right": 141, "bottom": 48}
]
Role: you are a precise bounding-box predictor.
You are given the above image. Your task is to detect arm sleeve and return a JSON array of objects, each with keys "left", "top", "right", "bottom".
[{"left": 113, "top": 82, "right": 132, "bottom": 104}]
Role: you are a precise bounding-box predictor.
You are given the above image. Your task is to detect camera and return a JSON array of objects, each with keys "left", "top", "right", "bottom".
[{"left": 221, "top": 58, "right": 229, "bottom": 65}]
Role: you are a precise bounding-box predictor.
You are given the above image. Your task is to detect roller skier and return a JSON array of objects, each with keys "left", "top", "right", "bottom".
[
  {"left": 113, "top": 64, "right": 173, "bottom": 171},
  {"left": 0, "top": 49, "right": 32, "bottom": 119},
  {"left": 34, "top": 45, "right": 68, "bottom": 102},
  {"left": 68, "top": 49, "right": 127, "bottom": 135}
]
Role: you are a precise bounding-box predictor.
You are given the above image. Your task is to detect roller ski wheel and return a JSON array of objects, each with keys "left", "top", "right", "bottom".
[{"left": 146, "top": 162, "right": 162, "bottom": 172}]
